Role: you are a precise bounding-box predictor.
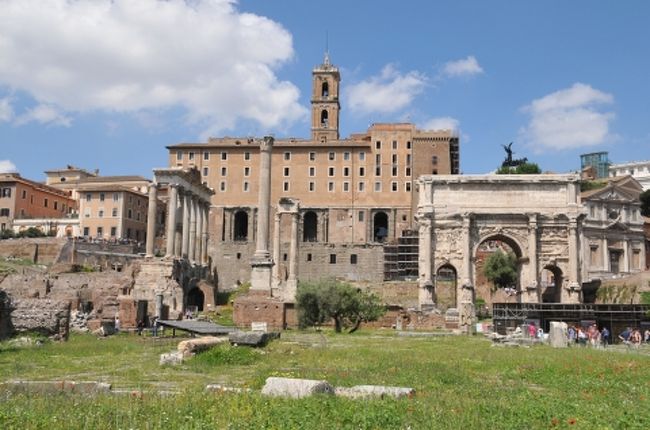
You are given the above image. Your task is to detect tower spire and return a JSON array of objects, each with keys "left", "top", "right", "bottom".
[{"left": 324, "top": 31, "right": 330, "bottom": 66}]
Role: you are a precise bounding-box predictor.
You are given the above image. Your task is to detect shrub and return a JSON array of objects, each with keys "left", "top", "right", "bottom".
[{"left": 483, "top": 250, "right": 518, "bottom": 291}]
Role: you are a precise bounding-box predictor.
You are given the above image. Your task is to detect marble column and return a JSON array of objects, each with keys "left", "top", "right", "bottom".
[
  {"left": 417, "top": 213, "right": 434, "bottom": 310},
  {"left": 565, "top": 217, "right": 581, "bottom": 303},
  {"left": 201, "top": 203, "right": 209, "bottom": 265},
  {"left": 250, "top": 136, "right": 275, "bottom": 294},
  {"left": 145, "top": 184, "right": 158, "bottom": 257},
  {"left": 286, "top": 212, "right": 299, "bottom": 300},
  {"left": 181, "top": 192, "right": 191, "bottom": 259},
  {"left": 195, "top": 198, "right": 203, "bottom": 264},
  {"left": 524, "top": 213, "right": 538, "bottom": 302},
  {"left": 272, "top": 213, "right": 281, "bottom": 288},
  {"left": 459, "top": 214, "right": 475, "bottom": 332},
  {"left": 189, "top": 196, "right": 197, "bottom": 263},
  {"left": 165, "top": 184, "right": 178, "bottom": 258},
  {"left": 623, "top": 239, "right": 630, "bottom": 273},
  {"left": 601, "top": 237, "right": 608, "bottom": 271}
]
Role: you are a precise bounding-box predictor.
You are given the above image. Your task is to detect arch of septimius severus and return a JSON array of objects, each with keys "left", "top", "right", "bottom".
[{"left": 416, "top": 174, "right": 585, "bottom": 329}]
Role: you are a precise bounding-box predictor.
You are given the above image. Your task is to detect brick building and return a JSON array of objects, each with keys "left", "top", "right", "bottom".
[
  {"left": 0, "top": 173, "right": 75, "bottom": 233},
  {"left": 167, "top": 54, "right": 460, "bottom": 289}
]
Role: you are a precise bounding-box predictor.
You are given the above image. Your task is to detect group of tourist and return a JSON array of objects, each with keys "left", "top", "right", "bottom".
[
  {"left": 617, "top": 327, "right": 650, "bottom": 347},
  {"left": 567, "top": 324, "right": 609, "bottom": 347}
]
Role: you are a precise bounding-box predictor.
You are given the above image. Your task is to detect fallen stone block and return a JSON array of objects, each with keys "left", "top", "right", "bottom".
[
  {"left": 160, "top": 351, "right": 184, "bottom": 366},
  {"left": 261, "top": 377, "right": 334, "bottom": 398},
  {"left": 549, "top": 321, "right": 568, "bottom": 348},
  {"left": 177, "top": 336, "right": 228, "bottom": 357},
  {"left": 335, "top": 385, "right": 415, "bottom": 399},
  {"left": 229, "top": 331, "right": 279, "bottom": 347}
]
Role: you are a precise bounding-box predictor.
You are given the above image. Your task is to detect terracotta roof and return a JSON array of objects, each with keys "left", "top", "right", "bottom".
[
  {"left": 79, "top": 175, "right": 150, "bottom": 183},
  {"left": 0, "top": 173, "right": 73, "bottom": 199},
  {"left": 76, "top": 184, "right": 147, "bottom": 196}
]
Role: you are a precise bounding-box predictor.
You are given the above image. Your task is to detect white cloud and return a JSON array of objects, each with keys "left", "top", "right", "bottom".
[
  {"left": 0, "top": 160, "right": 17, "bottom": 173},
  {"left": 442, "top": 56, "right": 483, "bottom": 77},
  {"left": 0, "top": 97, "right": 13, "bottom": 122},
  {"left": 346, "top": 64, "right": 427, "bottom": 114},
  {"left": 0, "top": 0, "right": 307, "bottom": 134},
  {"left": 15, "top": 104, "right": 72, "bottom": 127},
  {"left": 520, "top": 83, "right": 615, "bottom": 151},
  {"left": 420, "top": 116, "right": 460, "bottom": 132}
]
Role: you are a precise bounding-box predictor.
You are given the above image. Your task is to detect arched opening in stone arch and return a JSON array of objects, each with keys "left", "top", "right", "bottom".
[
  {"left": 65, "top": 225, "right": 73, "bottom": 237},
  {"left": 541, "top": 265, "right": 563, "bottom": 303},
  {"left": 373, "top": 212, "right": 389, "bottom": 243},
  {"left": 320, "top": 109, "right": 328, "bottom": 127},
  {"left": 233, "top": 210, "right": 248, "bottom": 241},
  {"left": 322, "top": 81, "right": 329, "bottom": 97},
  {"left": 475, "top": 234, "right": 523, "bottom": 307},
  {"left": 186, "top": 287, "right": 205, "bottom": 312},
  {"left": 436, "top": 264, "right": 457, "bottom": 311},
  {"left": 303, "top": 211, "right": 318, "bottom": 242}
]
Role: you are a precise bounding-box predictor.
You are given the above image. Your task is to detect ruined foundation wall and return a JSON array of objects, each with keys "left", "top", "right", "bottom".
[
  {"left": 1, "top": 297, "right": 70, "bottom": 339},
  {"left": 0, "top": 238, "right": 67, "bottom": 264}
]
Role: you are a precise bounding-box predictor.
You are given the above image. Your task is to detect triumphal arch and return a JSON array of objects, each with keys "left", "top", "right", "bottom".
[{"left": 416, "top": 174, "right": 585, "bottom": 328}]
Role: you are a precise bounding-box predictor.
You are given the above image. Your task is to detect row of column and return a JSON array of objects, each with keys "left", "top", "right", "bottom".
[{"left": 143, "top": 183, "right": 209, "bottom": 265}]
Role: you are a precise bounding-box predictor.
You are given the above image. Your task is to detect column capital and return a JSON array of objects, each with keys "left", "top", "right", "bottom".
[{"left": 260, "top": 135, "right": 275, "bottom": 152}]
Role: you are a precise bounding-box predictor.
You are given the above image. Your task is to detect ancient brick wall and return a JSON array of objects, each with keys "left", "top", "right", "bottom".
[
  {"left": 0, "top": 237, "right": 67, "bottom": 264},
  {"left": 5, "top": 298, "right": 70, "bottom": 339}
]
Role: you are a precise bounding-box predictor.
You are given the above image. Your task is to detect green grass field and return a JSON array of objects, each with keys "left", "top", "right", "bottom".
[{"left": 1, "top": 331, "right": 649, "bottom": 429}]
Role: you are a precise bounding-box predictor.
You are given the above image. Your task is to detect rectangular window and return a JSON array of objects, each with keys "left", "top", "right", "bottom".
[
  {"left": 307, "top": 253, "right": 312, "bottom": 262},
  {"left": 84, "top": 208, "right": 91, "bottom": 218},
  {"left": 343, "top": 167, "right": 350, "bottom": 177},
  {"left": 86, "top": 193, "right": 91, "bottom": 202},
  {"left": 54, "top": 201, "right": 58, "bottom": 210},
  {"left": 343, "top": 152, "right": 350, "bottom": 161},
  {"left": 83, "top": 227, "right": 89, "bottom": 236},
  {"left": 44, "top": 198, "right": 48, "bottom": 208},
  {"left": 221, "top": 152, "right": 228, "bottom": 161},
  {"left": 328, "top": 181, "right": 334, "bottom": 192},
  {"left": 243, "top": 181, "right": 249, "bottom": 192},
  {"left": 203, "top": 167, "right": 209, "bottom": 176},
  {"left": 405, "top": 182, "right": 411, "bottom": 192},
  {"left": 358, "top": 181, "right": 365, "bottom": 192},
  {"left": 391, "top": 181, "right": 398, "bottom": 192},
  {"left": 406, "top": 141, "right": 411, "bottom": 149},
  {"left": 219, "top": 181, "right": 226, "bottom": 191},
  {"left": 221, "top": 167, "right": 227, "bottom": 176},
  {"left": 0, "top": 208, "right": 9, "bottom": 217},
  {"left": 432, "top": 155, "right": 438, "bottom": 165},
  {"left": 309, "top": 166, "right": 315, "bottom": 177},
  {"left": 392, "top": 166, "right": 398, "bottom": 177},
  {"left": 375, "top": 166, "right": 381, "bottom": 176},
  {"left": 328, "top": 167, "right": 335, "bottom": 177},
  {"left": 127, "top": 209, "right": 132, "bottom": 219},
  {"left": 309, "top": 152, "right": 316, "bottom": 161},
  {"left": 309, "top": 181, "right": 315, "bottom": 192},
  {"left": 376, "top": 154, "right": 381, "bottom": 164},
  {"left": 359, "top": 152, "right": 365, "bottom": 161},
  {"left": 110, "top": 227, "right": 117, "bottom": 237},
  {"left": 284, "top": 151, "right": 291, "bottom": 160},
  {"left": 97, "top": 227, "right": 103, "bottom": 237},
  {"left": 374, "top": 182, "right": 382, "bottom": 192},
  {"left": 283, "top": 181, "right": 290, "bottom": 192},
  {"left": 328, "top": 152, "right": 335, "bottom": 161},
  {"left": 176, "top": 151, "right": 183, "bottom": 161},
  {"left": 188, "top": 152, "right": 195, "bottom": 161},
  {"left": 244, "top": 152, "right": 251, "bottom": 161},
  {"left": 112, "top": 208, "right": 118, "bottom": 217},
  {"left": 392, "top": 140, "right": 397, "bottom": 150},
  {"left": 30, "top": 195, "right": 33, "bottom": 204},
  {"left": 392, "top": 154, "right": 397, "bottom": 164},
  {"left": 376, "top": 140, "right": 381, "bottom": 149},
  {"left": 406, "top": 154, "right": 411, "bottom": 164},
  {"left": 358, "top": 211, "right": 364, "bottom": 222},
  {"left": 359, "top": 167, "right": 365, "bottom": 177},
  {"left": 98, "top": 209, "right": 104, "bottom": 218},
  {"left": 350, "top": 254, "right": 358, "bottom": 264},
  {"left": 21, "top": 190, "right": 26, "bottom": 199},
  {"left": 432, "top": 169, "right": 438, "bottom": 175},
  {"left": 284, "top": 167, "right": 290, "bottom": 177},
  {"left": 405, "top": 167, "right": 411, "bottom": 177},
  {"left": 343, "top": 181, "right": 350, "bottom": 192},
  {"left": 1, "top": 188, "right": 10, "bottom": 198},
  {"left": 329, "top": 254, "right": 337, "bottom": 264},
  {"left": 113, "top": 193, "right": 119, "bottom": 201},
  {"left": 203, "top": 151, "right": 209, "bottom": 160}
]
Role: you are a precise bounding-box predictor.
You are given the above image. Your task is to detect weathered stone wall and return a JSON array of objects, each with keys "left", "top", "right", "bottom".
[
  {"left": 233, "top": 294, "right": 286, "bottom": 330},
  {"left": 4, "top": 298, "right": 70, "bottom": 339},
  {"left": 0, "top": 238, "right": 67, "bottom": 264},
  {"left": 210, "top": 241, "right": 385, "bottom": 291}
]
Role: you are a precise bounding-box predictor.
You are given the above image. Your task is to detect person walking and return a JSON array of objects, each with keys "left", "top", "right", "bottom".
[{"left": 601, "top": 326, "right": 610, "bottom": 348}]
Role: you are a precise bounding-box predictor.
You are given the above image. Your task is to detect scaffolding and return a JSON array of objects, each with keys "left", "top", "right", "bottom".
[{"left": 384, "top": 229, "right": 419, "bottom": 281}]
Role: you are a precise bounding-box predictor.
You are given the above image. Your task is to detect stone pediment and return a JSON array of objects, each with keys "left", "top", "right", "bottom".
[{"left": 586, "top": 185, "right": 637, "bottom": 203}]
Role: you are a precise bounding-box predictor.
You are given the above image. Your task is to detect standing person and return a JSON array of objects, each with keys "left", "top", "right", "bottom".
[
  {"left": 136, "top": 319, "right": 144, "bottom": 336},
  {"left": 567, "top": 325, "right": 576, "bottom": 346},
  {"left": 151, "top": 316, "right": 159, "bottom": 337},
  {"left": 631, "top": 329, "right": 642, "bottom": 349},
  {"left": 619, "top": 327, "right": 632, "bottom": 345},
  {"left": 644, "top": 328, "right": 650, "bottom": 343},
  {"left": 528, "top": 322, "right": 537, "bottom": 339},
  {"left": 114, "top": 316, "right": 120, "bottom": 333},
  {"left": 577, "top": 327, "right": 587, "bottom": 346},
  {"left": 601, "top": 326, "right": 610, "bottom": 348}
]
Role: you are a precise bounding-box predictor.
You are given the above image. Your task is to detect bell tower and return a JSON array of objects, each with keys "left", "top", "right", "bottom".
[{"left": 311, "top": 52, "right": 340, "bottom": 142}]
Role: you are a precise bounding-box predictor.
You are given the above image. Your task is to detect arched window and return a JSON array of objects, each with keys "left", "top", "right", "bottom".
[
  {"left": 373, "top": 212, "right": 389, "bottom": 242},
  {"left": 320, "top": 110, "right": 328, "bottom": 127},
  {"left": 303, "top": 211, "right": 318, "bottom": 242},
  {"left": 322, "top": 81, "right": 329, "bottom": 97},
  {"left": 233, "top": 210, "right": 248, "bottom": 241}
]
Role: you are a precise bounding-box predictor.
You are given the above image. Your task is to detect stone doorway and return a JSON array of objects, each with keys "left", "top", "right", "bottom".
[
  {"left": 186, "top": 287, "right": 205, "bottom": 312},
  {"left": 541, "top": 265, "right": 563, "bottom": 303},
  {"left": 373, "top": 212, "right": 389, "bottom": 243},
  {"left": 303, "top": 211, "right": 318, "bottom": 242},
  {"left": 234, "top": 210, "right": 248, "bottom": 241}
]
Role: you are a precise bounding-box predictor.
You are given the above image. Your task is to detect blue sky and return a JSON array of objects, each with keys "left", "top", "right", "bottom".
[{"left": 1, "top": 0, "right": 649, "bottom": 180}]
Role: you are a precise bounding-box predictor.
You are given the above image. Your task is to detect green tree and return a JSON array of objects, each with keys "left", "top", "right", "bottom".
[
  {"left": 296, "top": 279, "right": 386, "bottom": 333},
  {"left": 496, "top": 162, "right": 542, "bottom": 174},
  {"left": 641, "top": 189, "right": 650, "bottom": 217},
  {"left": 483, "top": 250, "right": 518, "bottom": 291}
]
